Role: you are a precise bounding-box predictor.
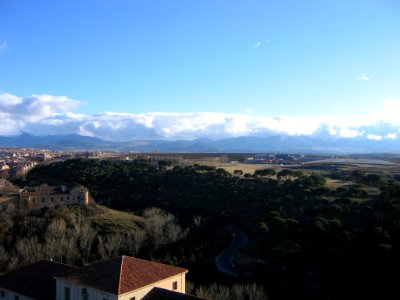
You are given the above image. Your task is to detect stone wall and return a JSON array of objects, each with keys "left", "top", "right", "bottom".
[{"left": 1, "top": 185, "right": 90, "bottom": 211}]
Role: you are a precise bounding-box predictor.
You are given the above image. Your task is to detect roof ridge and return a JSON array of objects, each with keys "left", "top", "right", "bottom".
[
  {"left": 118, "top": 256, "right": 124, "bottom": 294},
  {"left": 54, "top": 255, "right": 187, "bottom": 295},
  {"left": 132, "top": 256, "right": 188, "bottom": 271}
]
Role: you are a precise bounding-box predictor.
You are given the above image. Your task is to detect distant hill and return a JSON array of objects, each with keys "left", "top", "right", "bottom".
[
  {"left": 0, "top": 133, "right": 110, "bottom": 149},
  {"left": 1, "top": 133, "right": 400, "bottom": 153}
]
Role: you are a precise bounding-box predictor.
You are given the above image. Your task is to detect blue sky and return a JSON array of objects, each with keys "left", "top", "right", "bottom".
[{"left": 0, "top": 0, "right": 400, "bottom": 140}]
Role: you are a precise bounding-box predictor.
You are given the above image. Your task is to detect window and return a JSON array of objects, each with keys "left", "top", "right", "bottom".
[
  {"left": 42, "top": 198, "right": 45, "bottom": 202},
  {"left": 81, "top": 288, "right": 88, "bottom": 300},
  {"left": 15, "top": 296, "right": 19, "bottom": 300},
  {"left": 65, "top": 287, "right": 70, "bottom": 300},
  {"left": 173, "top": 281, "right": 178, "bottom": 290},
  {"left": 61, "top": 197, "right": 64, "bottom": 201},
  {"left": 1, "top": 290, "right": 5, "bottom": 297},
  {"left": 130, "top": 297, "right": 136, "bottom": 300}
]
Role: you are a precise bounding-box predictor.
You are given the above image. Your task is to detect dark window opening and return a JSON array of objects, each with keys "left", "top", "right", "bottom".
[
  {"left": 65, "top": 287, "right": 70, "bottom": 300},
  {"left": 81, "top": 288, "right": 88, "bottom": 300},
  {"left": 1, "top": 290, "right": 5, "bottom": 297},
  {"left": 173, "top": 281, "right": 178, "bottom": 290}
]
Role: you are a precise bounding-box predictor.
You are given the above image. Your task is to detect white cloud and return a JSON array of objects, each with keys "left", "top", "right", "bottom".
[
  {"left": 0, "top": 112, "right": 23, "bottom": 136},
  {"left": 252, "top": 41, "right": 261, "bottom": 49},
  {"left": 385, "top": 133, "right": 397, "bottom": 139},
  {"left": 367, "top": 134, "right": 382, "bottom": 141},
  {"left": 23, "top": 112, "right": 361, "bottom": 141},
  {"left": 1, "top": 92, "right": 400, "bottom": 142},
  {"left": 371, "top": 98, "right": 400, "bottom": 125},
  {"left": 358, "top": 73, "right": 370, "bottom": 81},
  {"left": 339, "top": 127, "right": 363, "bottom": 138},
  {"left": 0, "top": 93, "right": 82, "bottom": 135}
]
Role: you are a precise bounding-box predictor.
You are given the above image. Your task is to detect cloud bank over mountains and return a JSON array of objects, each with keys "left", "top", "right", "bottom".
[{"left": 1, "top": 92, "right": 399, "bottom": 142}]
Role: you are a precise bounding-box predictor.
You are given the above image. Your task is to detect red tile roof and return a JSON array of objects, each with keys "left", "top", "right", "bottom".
[
  {"left": 0, "top": 188, "right": 20, "bottom": 193},
  {"left": 55, "top": 256, "right": 188, "bottom": 295}
]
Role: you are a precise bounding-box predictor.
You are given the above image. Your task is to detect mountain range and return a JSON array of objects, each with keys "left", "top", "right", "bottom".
[{"left": 0, "top": 133, "right": 399, "bottom": 153}]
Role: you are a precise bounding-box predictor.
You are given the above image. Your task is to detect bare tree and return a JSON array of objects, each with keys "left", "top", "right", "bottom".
[
  {"left": 16, "top": 236, "right": 45, "bottom": 265},
  {"left": 123, "top": 229, "right": 146, "bottom": 256},
  {"left": 143, "top": 208, "right": 188, "bottom": 250},
  {"left": 98, "top": 234, "right": 123, "bottom": 259},
  {"left": 0, "top": 245, "right": 8, "bottom": 271},
  {"left": 195, "top": 283, "right": 268, "bottom": 300},
  {"left": 62, "top": 212, "right": 97, "bottom": 262},
  {"left": 44, "top": 218, "right": 80, "bottom": 263}
]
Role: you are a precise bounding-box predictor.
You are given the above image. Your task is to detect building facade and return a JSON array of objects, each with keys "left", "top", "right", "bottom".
[
  {"left": 0, "top": 257, "right": 201, "bottom": 300},
  {"left": 0, "top": 183, "right": 90, "bottom": 211},
  {"left": 55, "top": 256, "right": 187, "bottom": 300}
]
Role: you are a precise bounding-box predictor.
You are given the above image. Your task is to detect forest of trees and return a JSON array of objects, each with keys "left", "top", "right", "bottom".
[{"left": 2, "top": 158, "right": 400, "bottom": 299}]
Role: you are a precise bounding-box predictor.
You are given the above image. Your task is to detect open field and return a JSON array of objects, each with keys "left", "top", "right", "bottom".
[
  {"left": 191, "top": 161, "right": 274, "bottom": 175},
  {"left": 301, "top": 158, "right": 400, "bottom": 178},
  {"left": 88, "top": 204, "right": 144, "bottom": 233},
  {"left": 177, "top": 155, "right": 400, "bottom": 196},
  {"left": 305, "top": 158, "right": 398, "bottom": 166},
  {"left": 183, "top": 155, "right": 400, "bottom": 178},
  {"left": 324, "top": 178, "right": 354, "bottom": 188}
]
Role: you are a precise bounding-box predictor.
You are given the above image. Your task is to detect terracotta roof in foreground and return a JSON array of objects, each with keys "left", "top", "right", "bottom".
[
  {"left": 55, "top": 256, "right": 188, "bottom": 295},
  {"left": 0, "top": 260, "right": 77, "bottom": 300}
]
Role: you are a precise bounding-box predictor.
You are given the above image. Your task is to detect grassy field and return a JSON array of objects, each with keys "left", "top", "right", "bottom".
[
  {"left": 208, "top": 162, "right": 274, "bottom": 174},
  {"left": 88, "top": 204, "right": 144, "bottom": 233},
  {"left": 324, "top": 178, "right": 354, "bottom": 188},
  {"left": 183, "top": 158, "right": 280, "bottom": 175}
]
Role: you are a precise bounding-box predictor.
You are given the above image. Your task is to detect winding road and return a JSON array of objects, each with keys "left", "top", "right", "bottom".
[{"left": 215, "top": 225, "right": 248, "bottom": 276}]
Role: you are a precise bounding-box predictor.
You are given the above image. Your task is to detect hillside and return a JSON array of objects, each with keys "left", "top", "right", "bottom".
[{"left": 15, "top": 158, "right": 400, "bottom": 299}]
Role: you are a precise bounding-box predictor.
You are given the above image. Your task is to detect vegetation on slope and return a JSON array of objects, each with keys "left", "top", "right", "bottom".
[{"left": 3, "top": 158, "right": 400, "bottom": 299}]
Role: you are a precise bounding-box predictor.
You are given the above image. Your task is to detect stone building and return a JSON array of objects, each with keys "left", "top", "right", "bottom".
[
  {"left": 19, "top": 184, "right": 90, "bottom": 210},
  {"left": 0, "top": 182, "right": 91, "bottom": 211}
]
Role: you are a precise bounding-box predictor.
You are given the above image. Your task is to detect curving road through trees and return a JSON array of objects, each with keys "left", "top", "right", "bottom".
[{"left": 215, "top": 225, "right": 248, "bottom": 276}]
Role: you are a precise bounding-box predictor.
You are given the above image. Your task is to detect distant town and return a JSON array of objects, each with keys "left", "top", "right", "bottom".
[
  {"left": 0, "top": 147, "right": 338, "bottom": 180},
  {"left": 0, "top": 148, "right": 81, "bottom": 179}
]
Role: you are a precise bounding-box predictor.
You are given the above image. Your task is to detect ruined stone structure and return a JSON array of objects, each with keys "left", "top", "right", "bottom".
[{"left": 0, "top": 181, "right": 90, "bottom": 211}]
